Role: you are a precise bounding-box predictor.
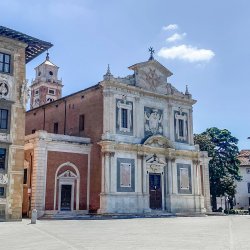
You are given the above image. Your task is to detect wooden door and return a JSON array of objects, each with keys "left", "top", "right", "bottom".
[
  {"left": 149, "top": 174, "right": 162, "bottom": 209},
  {"left": 61, "top": 185, "right": 72, "bottom": 211}
]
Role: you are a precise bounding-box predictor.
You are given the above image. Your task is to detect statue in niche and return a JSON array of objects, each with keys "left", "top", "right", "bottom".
[{"left": 145, "top": 108, "right": 163, "bottom": 135}]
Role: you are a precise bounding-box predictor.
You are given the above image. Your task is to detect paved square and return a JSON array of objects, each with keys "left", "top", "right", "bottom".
[{"left": 0, "top": 216, "right": 250, "bottom": 250}]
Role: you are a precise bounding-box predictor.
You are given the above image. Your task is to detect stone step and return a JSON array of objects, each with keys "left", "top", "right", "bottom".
[{"left": 41, "top": 212, "right": 175, "bottom": 220}]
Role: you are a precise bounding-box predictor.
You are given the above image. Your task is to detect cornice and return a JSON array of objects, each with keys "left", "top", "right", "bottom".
[{"left": 101, "top": 80, "right": 196, "bottom": 105}]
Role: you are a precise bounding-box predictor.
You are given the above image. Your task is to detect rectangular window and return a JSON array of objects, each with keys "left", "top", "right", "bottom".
[
  {"left": 0, "top": 53, "right": 10, "bottom": 74},
  {"left": 48, "top": 89, "right": 55, "bottom": 95},
  {"left": 120, "top": 163, "right": 131, "bottom": 187},
  {"left": 121, "top": 108, "right": 128, "bottom": 128},
  {"left": 79, "top": 115, "right": 85, "bottom": 131},
  {"left": 23, "top": 169, "right": 28, "bottom": 184},
  {"left": 0, "top": 109, "right": 8, "bottom": 129},
  {"left": 0, "top": 149, "right": 6, "bottom": 169},
  {"left": 178, "top": 119, "right": 184, "bottom": 137},
  {"left": 248, "top": 183, "right": 250, "bottom": 193},
  {"left": 54, "top": 122, "right": 58, "bottom": 134},
  {"left": 0, "top": 187, "right": 4, "bottom": 197}
]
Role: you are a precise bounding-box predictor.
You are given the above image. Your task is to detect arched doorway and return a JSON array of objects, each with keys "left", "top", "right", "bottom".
[{"left": 54, "top": 162, "right": 80, "bottom": 211}]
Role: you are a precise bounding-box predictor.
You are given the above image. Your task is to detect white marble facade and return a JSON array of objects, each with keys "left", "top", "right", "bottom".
[{"left": 99, "top": 58, "right": 211, "bottom": 214}]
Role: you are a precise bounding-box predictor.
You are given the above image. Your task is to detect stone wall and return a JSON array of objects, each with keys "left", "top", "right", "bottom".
[
  {"left": 0, "top": 36, "right": 27, "bottom": 220},
  {"left": 25, "top": 86, "right": 103, "bottom": 211}
]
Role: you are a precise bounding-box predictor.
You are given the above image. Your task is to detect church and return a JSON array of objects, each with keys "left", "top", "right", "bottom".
[{"left": 24, "top": 48, "right": 211, "bottom": 217}]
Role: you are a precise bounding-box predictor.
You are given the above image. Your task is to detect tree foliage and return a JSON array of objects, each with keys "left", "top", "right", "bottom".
[{"left": 194, "top": 127, "right": 241, "bottom": 210}]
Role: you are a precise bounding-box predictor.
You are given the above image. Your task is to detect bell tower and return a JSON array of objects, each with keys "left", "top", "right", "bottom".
[{"left": 30, "top": 53, "right": 63, "bottom": 109}]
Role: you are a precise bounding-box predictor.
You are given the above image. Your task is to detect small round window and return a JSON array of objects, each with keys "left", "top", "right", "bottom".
[{"left": 49, "top": 71, "right": 53, "bottom": 76}]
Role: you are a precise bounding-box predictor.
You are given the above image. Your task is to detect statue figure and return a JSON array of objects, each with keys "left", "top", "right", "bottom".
[{"left": 145, "top": 109, "right": 163, "bottom": 134}]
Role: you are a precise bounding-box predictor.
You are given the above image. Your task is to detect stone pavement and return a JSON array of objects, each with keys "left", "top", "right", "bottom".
[{"left": 0, "top": 215, "right": 250, "bottom": 250}]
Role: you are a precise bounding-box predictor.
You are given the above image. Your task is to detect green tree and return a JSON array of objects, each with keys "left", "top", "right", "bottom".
[{"left": 194, "top": 127, "right": 241, "bottom": 211}]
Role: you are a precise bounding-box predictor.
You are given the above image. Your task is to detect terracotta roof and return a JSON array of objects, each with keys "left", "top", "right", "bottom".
[
  {"left": 238, "top": 150, "right": 250, "bottom": 166},
  {"left": 0, "top": 26, "right": 53, "bottom": 63}
]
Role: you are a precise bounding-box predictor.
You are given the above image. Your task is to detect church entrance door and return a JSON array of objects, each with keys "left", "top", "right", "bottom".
[
  {"left": 60, "top": 185, "right": 72, "bottom": 211},
  {"left": 149, "top": 173, "right": 162, "bottom": 209}
]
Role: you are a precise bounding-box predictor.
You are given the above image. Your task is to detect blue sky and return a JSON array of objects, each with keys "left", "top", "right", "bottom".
[{"left": 1, "top": 0, "right": 250, "bottom": 149}]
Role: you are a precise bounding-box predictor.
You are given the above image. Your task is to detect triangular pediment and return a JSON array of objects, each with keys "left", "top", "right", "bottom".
[
  {"left": 128, "top": 60, "right": 174, "bottom": 94},
  {"left": 129, "top": 59, "right": 173, "bottom": 77},
  {"left": 58, "top": 170, "right": 77, "bottom": 179}
]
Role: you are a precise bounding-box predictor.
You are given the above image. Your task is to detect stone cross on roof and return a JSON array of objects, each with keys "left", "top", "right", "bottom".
[{"left": 148, "top": 47, "right": 155, "bottom": 60}]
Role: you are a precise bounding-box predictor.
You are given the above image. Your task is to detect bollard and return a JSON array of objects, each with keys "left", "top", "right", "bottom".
[{"left": 31, "top": 209, "right": 37, "bottom": 224}]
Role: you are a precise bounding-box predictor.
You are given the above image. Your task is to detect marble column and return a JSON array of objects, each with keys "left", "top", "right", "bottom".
[
  {"left": 167, "top": 158, "right": 173, "bottom": 195},
  {"left": 171, "top": 158, "right": 177, "bottom": 194},
  {"left": 137, "top": 154, "right": 143, "bottom": 194},
  {"left": 110, "top": 152, "right": 115, "bottom": 193},
  {"left": 189, "top": 107, "right": 194, "bottom": 145},
  {"left": 142, "top": 154, "right": 147, "bottom": 194},
  {"left": 101, "top": 152, "right": 105, "bottom": 193},
  {"left": 104, "top": 152, "right": 110, "bottom": 193},
  {"left": 192, "top": 160, "right": 199, "bottom": 196}
]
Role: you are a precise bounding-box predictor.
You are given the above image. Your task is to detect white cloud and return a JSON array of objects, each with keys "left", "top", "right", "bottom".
[
  {"left": 166, "top": 33, "right": 186, "bottom": 42},
  {"left": 158, "top": 44, "right": 215, "bottom": 62},
  {"left": 162, "top": 24, "right": 178, "bottom": 31}
]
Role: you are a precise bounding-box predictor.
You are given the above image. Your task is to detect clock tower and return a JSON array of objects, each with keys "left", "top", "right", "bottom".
[{"left": 30, "top": 53, "right": 63, "bottom": 109}]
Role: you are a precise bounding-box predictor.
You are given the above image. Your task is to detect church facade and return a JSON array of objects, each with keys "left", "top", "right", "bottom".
[{"left": 25, "top": 52, "right": 211, "bottom": 216}]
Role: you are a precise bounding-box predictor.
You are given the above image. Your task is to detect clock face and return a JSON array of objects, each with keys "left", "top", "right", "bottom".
[{"left": 0, "top": 82, "right": 9, "bottom": 96}]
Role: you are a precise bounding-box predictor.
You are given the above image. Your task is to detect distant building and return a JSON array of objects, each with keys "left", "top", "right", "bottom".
[
  {"left": 0, "top": 26, "right": 52, "bottom": 220},
  {"left": 235, "top": 150, "right": 250, "bottom": 209},
  {"left": 30, "top": 53, "right": 63, "bottom": 109},
  {"left": 24, "top": 51, "right": 211, "bottom": 217}
]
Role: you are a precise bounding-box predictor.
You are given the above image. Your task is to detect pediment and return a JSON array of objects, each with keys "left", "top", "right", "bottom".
[
  {"left": 129, "top": 59, "right": 173, "bottom": 77},
  {"left": 58, "top": 170, "right": 77, "bottom": 179},
  {"left": 143, "top": 135, "right": 174, "bottom": 149},
  {"left": 128, "top": 60, "right": 173, "bottom": 94}
]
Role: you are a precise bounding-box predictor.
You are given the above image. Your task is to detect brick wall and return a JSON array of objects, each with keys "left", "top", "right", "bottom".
[
  {"left": 46, "top": 151, "right": 88, "bottom": 210},
  {"left": 26, "top": 85, "right": 103, "bottom": 211}
]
